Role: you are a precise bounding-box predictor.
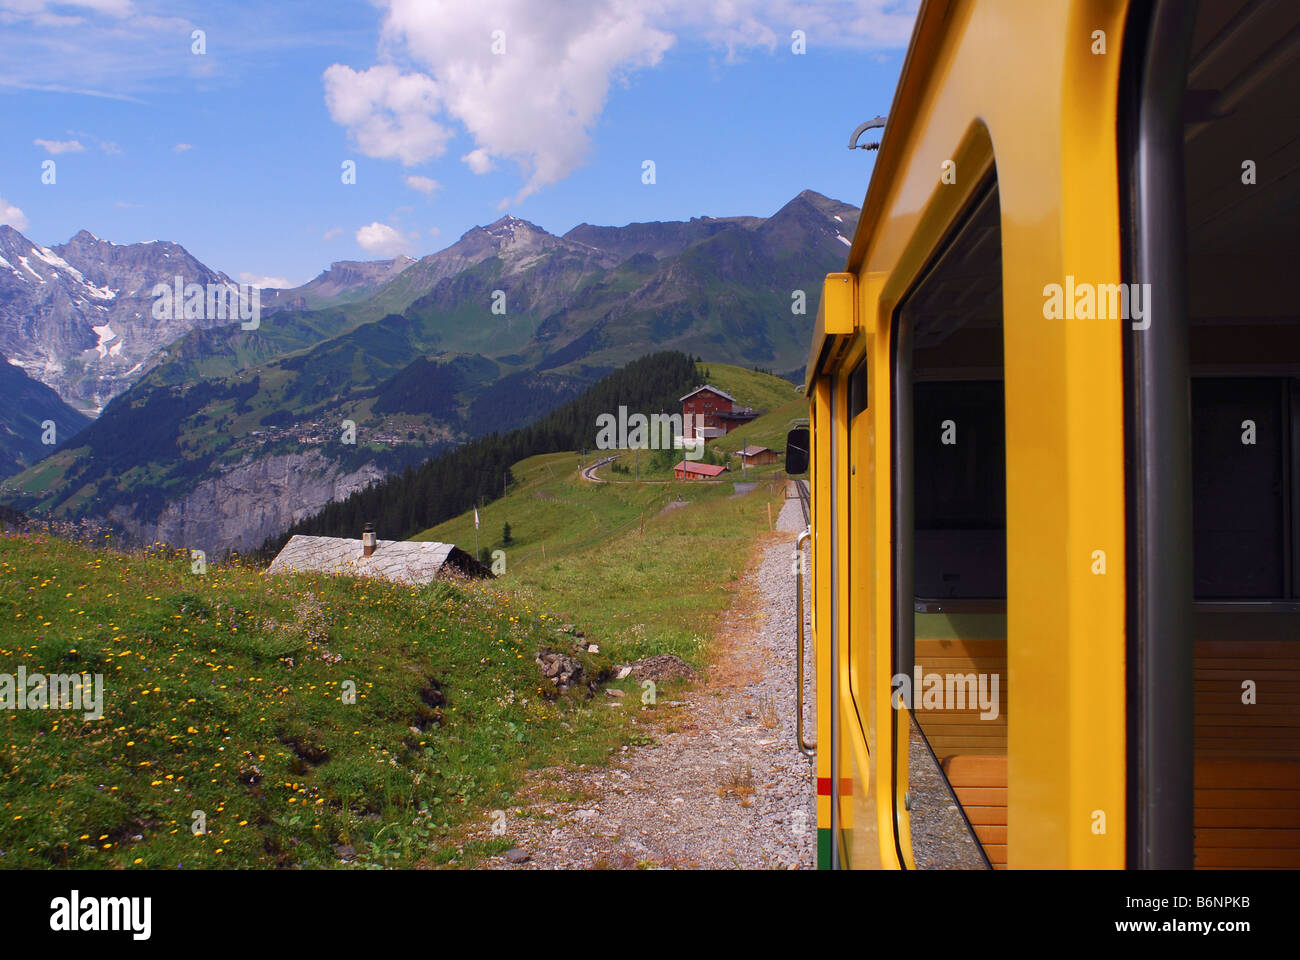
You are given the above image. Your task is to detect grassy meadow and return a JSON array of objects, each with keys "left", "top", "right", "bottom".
[
  {"left": 0, "top": 533, "right": 650, "bottom": 869},
  {"left": 0, "top": 362, "right": 805, "bottom": 869}
]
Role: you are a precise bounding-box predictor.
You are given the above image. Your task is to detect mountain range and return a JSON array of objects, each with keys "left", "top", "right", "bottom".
[
  {"left": 0, "top": 189, "right": 857, "bottom": 554},
  {"left": 0, "top": 226, "right": 245, "bottom": 415}
]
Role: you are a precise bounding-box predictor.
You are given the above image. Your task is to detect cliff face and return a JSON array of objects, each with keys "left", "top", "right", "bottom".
[{"left": 106, "top": 450, "right": 385, "bottom": 556}]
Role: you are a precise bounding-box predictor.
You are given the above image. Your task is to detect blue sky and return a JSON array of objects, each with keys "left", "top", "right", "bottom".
[{"left": 0, "top": 1, "right": 915, "bottom": 288}]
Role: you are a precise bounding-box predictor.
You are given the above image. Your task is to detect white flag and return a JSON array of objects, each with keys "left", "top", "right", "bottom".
[{"left": 474, "top": 507, "right": 480, "bottom": 529}]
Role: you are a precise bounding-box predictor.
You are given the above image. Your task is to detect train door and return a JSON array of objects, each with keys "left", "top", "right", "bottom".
[
  {"left": 810, "top": 278, "right": 890, "bottom": 869},
  {"left": 890, "top": 178, "right": 1009, "bottom": 868},
  {"left": 808, "top": 370, "right": 849, "bottom": 868}
]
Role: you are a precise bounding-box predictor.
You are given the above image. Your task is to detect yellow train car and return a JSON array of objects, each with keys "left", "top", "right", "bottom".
[{"left": 792, "top": 0, "right": 1300, "bottom": 869}]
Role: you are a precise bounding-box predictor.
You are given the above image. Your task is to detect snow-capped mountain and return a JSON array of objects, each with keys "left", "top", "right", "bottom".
[{"left": 0, "top": 225, "right": 242, "bottom": 415}]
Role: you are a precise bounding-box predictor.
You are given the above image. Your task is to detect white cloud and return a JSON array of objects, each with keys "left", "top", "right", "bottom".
[
  {"left": 68, "top": 130, "right": 121, "bottom": 154},
  {"left": 356, "top": 221, "right": 413, "bottom": 257},
  {"left": 0, "top": 197, "right": 29, "bottom": 231},
  {"left": 323, "top": 63, "right": 449, "bottom": 166},
  {"left": 404, "top": 174, "right": 439, "bottom": 196},
  {"left": 239, "top": 271, "right": 290, "bottom": 289},
  {"left": 324, "top": 0, "right": 917, "bottom": 204},
  {"left": 428, "top": 226, "right": 441, "bottom": 239},
  {"left": 322, "top": 226, "right": 344, "bottom": 241},
  {"left": 0, "top": 0, "right": 133, "bottom": 27},
  {"left": 58, "top": 1, "right": 134, "bottom": 18},
  {"left": 461, "top": 148, "right": 493, "bottom": 175},
  {"left": 0, "top": 79, "right": 146, "bottom": 103},
  {"left": 172, "top": 142, "right": 193, "bottom": 153},
  {"left": 0, "top": 4, "right": 341, "bottom": 102},
  {"left": 34, "top": 138, "right": 84, "bottom": 154},
  {"left": 681, "top": 1, "right": 917, "bottom": 61},
  {"left": 372, "top": 0, "right": 672, "bottom": 202}
]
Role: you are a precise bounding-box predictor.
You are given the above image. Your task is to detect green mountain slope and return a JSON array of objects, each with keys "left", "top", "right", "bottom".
[
  {"left": 0, "top": 356, "right": 91, "bottom": 479},
  {"left": 258, "top": 351, "right": 700, "bottom": 555}
]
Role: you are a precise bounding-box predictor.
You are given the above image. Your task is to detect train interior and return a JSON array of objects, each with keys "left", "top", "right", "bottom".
[
  {"left": 898, "top": 0, "right": 1299, "bottom": 869},
  {"left": 1182, "top": 0, "right": 1300, "bottom": 869}
]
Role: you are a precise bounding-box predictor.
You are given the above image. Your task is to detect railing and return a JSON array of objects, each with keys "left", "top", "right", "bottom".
[{"left": 794, "top": 526, "right": 815, "bottom": 758}]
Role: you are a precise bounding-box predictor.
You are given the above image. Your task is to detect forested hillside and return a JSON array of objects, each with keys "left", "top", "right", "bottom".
[{"left": 258, "top": 351, "right": 699, "bottom": 555}]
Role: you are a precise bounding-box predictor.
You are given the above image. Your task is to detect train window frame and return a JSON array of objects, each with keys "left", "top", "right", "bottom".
[
  {"left": 891, "top": 177, "right": 1007, "bottom": 636},
  {"left": 845, "top": 358, "right": 870, "bottom": 746},
  {"left": 889, "top": 174, "right": 1006, "bottom": 871}
]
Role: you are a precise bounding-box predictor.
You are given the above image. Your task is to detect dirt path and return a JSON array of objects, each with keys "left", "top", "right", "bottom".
[{"left": 476, "top": 493, "right": 815, "bottom": 869}]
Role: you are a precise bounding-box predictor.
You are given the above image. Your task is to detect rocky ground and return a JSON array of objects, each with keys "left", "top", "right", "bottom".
[{"left": 474, "top": 491, "right": 816, "bottom": 869}]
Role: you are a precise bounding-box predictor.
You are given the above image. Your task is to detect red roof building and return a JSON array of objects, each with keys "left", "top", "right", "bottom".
[
  {"left": 674, "top": 460, "right": 728, "bottom": 480},
  {"left": 679, "top": 385, "right": 759, "bottom": 439}
]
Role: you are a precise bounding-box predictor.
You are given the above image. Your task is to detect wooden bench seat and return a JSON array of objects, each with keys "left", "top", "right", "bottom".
[
  {"left": 915, "top": 617, "right": 1009, "bottom": 867},
  {"left": 914, "top": 616, "right": 1300, "bottom": 868},
  {"left": 1192, "top": 637, "right": 1300, "bottom": 869},
  {"left": 942, "top": 754, "right": 1008, "bottom": 868}
]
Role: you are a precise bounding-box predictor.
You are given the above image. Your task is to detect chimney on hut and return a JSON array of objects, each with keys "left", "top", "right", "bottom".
[{"left": 362, "top": 522, "right": 377, "bottom": 558}]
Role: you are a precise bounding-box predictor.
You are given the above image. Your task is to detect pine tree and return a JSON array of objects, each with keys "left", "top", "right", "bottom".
[{"left": 502, "top": 522, "right": 513, "bottom": 545}]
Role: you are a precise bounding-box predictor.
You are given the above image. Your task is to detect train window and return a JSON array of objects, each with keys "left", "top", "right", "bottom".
[
  {"left": 914, "top": 380, "right": 1006, "bottom": 599},
  {"left": 892, "top": 177, "right": 1007, "bottom": 869},
  {"left": 1191, "top": 377, "right": 1290, "bottom": 599},
  {"left": 849, "top": 364, "right": 868, "bottom": 421}
]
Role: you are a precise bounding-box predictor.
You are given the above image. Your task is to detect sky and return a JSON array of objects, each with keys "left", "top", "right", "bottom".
[{"left": 0, "top": 0, "right": 915, "bottom": 288}]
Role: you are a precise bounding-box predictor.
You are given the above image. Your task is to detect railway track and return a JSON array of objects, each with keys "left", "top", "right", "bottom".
[{"left": 580, "top": 455, "right": 617, "bottom": 482}]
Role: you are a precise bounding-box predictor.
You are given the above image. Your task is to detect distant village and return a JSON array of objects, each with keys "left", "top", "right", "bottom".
[
  {"left": 222, "top": 384, "right": 782, "bottom": 473},
  {"left": 236, "top": 416, "right": 443, "bottom": 452}
]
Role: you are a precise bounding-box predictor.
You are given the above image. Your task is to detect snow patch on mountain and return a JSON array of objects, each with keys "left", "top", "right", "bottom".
[
  {"left": 16, "top": 256, "right": 44, "bottom": 281},
  {"left": 91, "top": 324, "right": 117, "bottom": 359}
]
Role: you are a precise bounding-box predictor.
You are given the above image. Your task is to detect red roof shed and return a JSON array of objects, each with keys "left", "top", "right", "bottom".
[{"left": 674, "top": 461, "right": 728, "bottom": 480}]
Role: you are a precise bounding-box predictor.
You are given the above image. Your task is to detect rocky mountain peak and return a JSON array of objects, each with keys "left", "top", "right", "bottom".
[
  {"left": 481, "top": 215, "right": 552, "bottom": 246},
  {"left": 0, "top": 224, "right": 246, "bottom": 415},
  {"left": 759, "top": 189, "right": 858, "bottom": 252}
]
